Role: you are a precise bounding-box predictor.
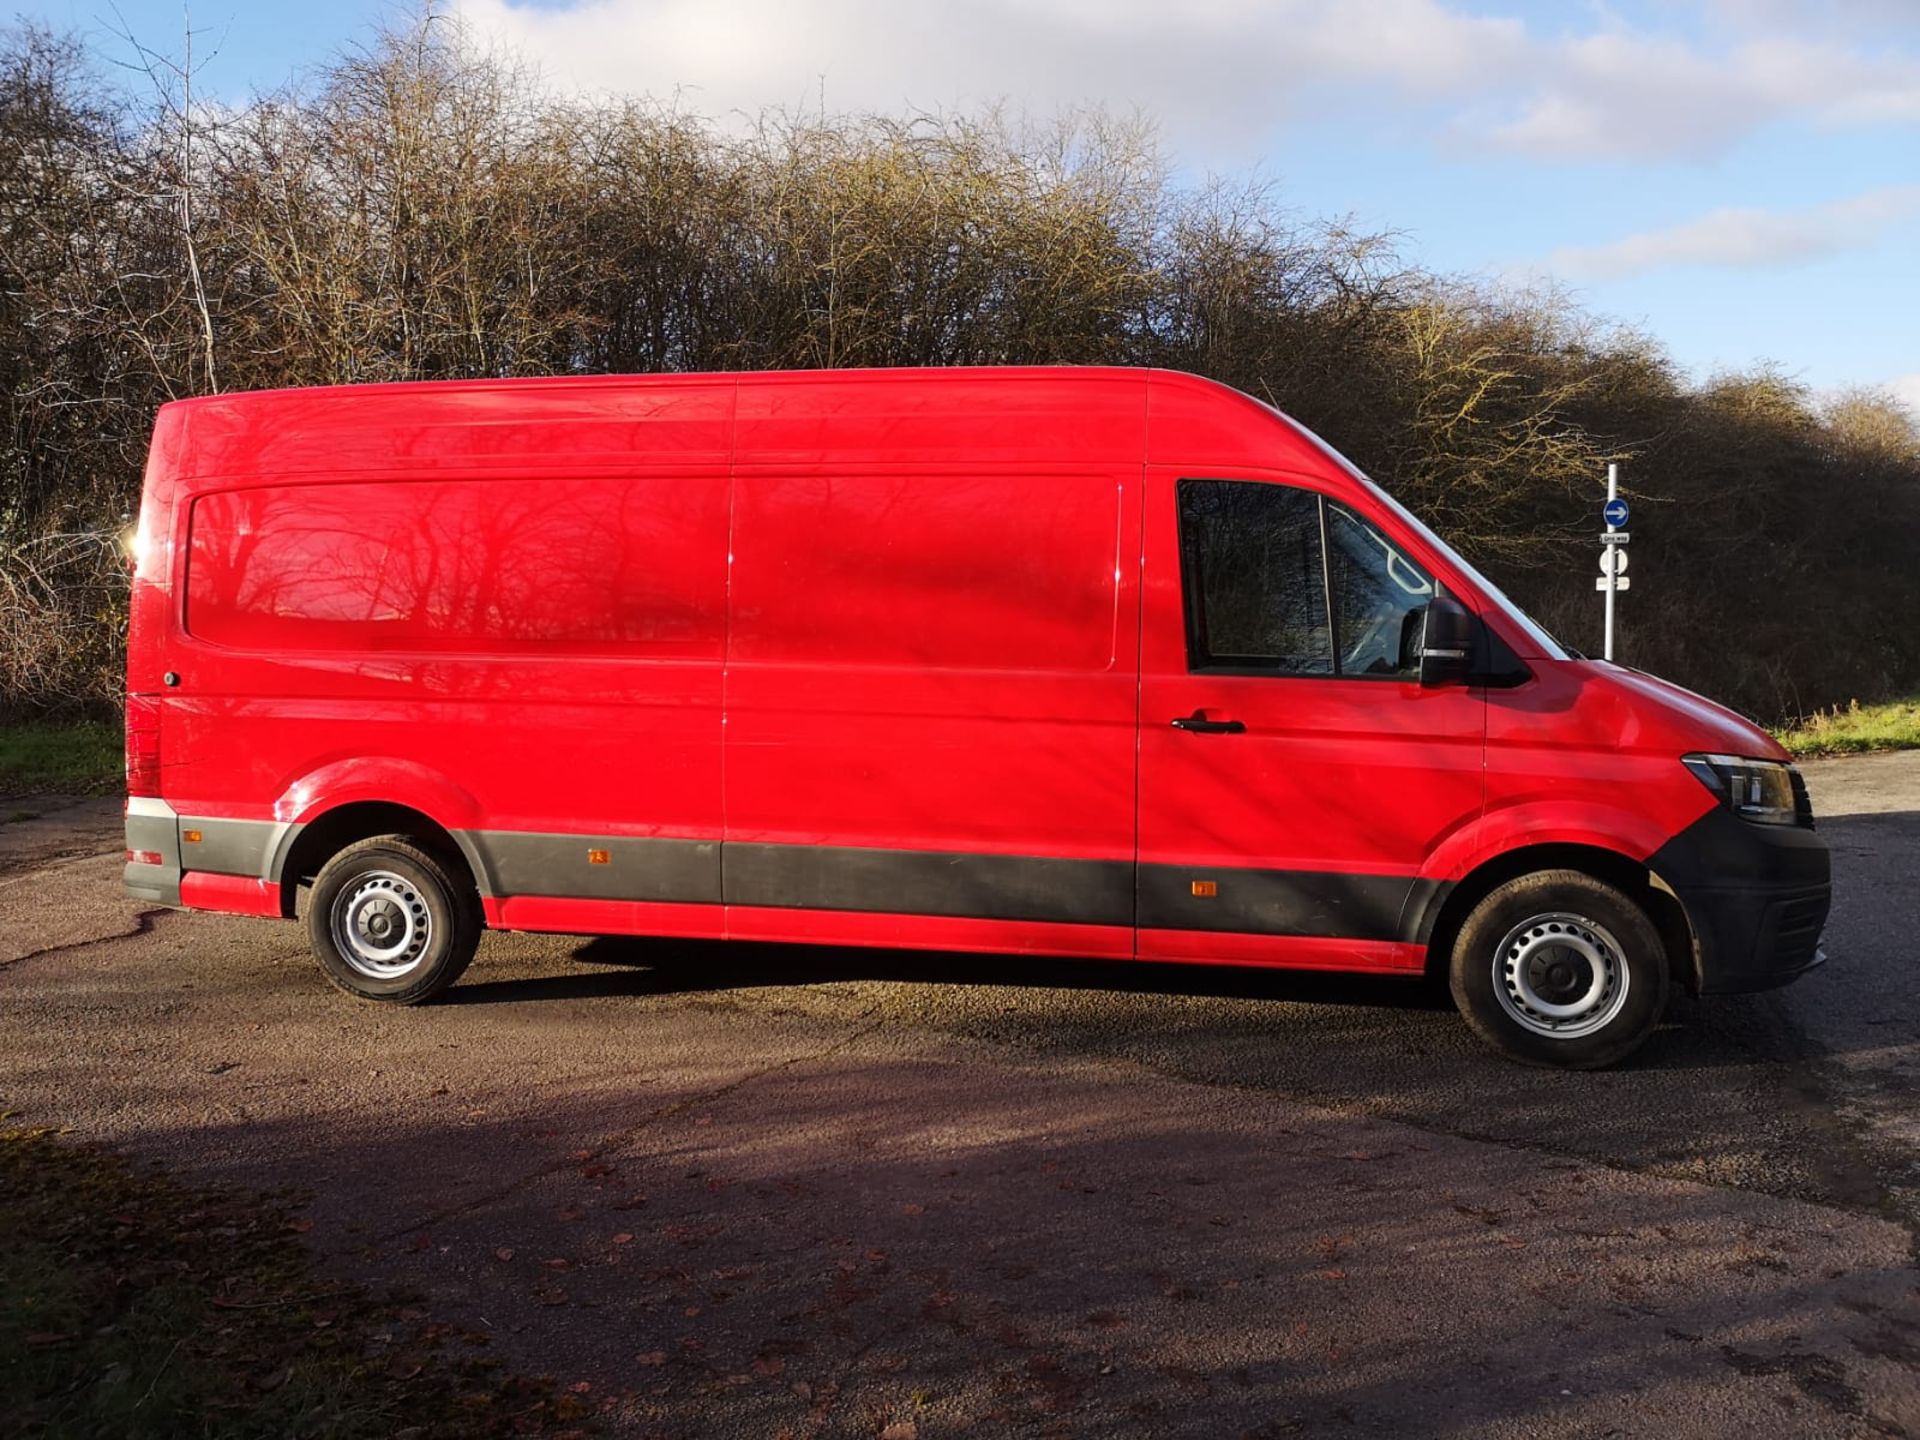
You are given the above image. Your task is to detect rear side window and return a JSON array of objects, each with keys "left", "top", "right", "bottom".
[
  {"left": 1178, "top": 479, "right": 1434, "bottom": 678},
  {"left": 730, "top": 472, "right": 1124, "bottom": 671},
  {"left": 186, "top": 477, "right": 727, "bottom": 656}
]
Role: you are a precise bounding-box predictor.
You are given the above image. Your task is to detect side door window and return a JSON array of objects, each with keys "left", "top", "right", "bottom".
[
  {"left": 1177, "top": 480, "right": 1333, "bottom": 674},
  {"left": 1177, "top": 479, "right": 1436, "bottom": 680}
]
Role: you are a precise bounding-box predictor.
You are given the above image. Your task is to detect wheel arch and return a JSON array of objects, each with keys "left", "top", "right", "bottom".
[
  {"left": 274, "top": 801, "right": 486, "bottom": 919},
  {"left": 1415, "top": 842, "right": 1697, "bottom": 991}
]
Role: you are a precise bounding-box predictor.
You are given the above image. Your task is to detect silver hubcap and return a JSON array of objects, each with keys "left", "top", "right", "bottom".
[
  {"left": 1492, "top": 911, "right": 1630, "bottom": 1040},
  {"left": 331, "top": 870, "right": 433, "bottom": 980}
]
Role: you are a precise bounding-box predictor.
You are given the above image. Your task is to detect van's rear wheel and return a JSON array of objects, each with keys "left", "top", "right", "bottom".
[
  {"left": 1449, "top": 869, "right": 1669, "bottom": 1069},
  {"left": 307, "top": 836, "right": 480, "bottom": 1004}
]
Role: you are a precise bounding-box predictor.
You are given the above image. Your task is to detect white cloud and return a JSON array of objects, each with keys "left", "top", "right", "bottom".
[
  {"left": 450, "top": 0, "right": 1920, "bottom": 164},
  {"left": 1485, "top": 33, "right": 1920, "bottom": 160},
  {"left": 1890, "top": 373, "right": 1920, "bottom": 421},
  {"left": 1547, "top": 185, "right": 1920, "bottom": 279}
]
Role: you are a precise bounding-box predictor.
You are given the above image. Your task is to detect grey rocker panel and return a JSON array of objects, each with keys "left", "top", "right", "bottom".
[
  {"left": 725, "top": 843, "right": 1134, "bottom": 927},
  {"left": 190, "top": 816, "right": 301, "bottom": 880},
  {"left": 155, "top": 813, "right": 1441, "bottom": 947},
  {"left": 1137, "top": 865, "right": 1446, "bottom": 942},
  {"left": 463, "top": 831, "right": 721, "bottom": 903}
]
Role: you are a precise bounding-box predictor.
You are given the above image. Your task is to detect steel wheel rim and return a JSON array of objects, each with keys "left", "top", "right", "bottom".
[
  {"left": 1491, "top": 911, "right": 1630, "bottom": 1040},
  {"left": 331, "top": 870, "right": 433, "bottom": 980}
]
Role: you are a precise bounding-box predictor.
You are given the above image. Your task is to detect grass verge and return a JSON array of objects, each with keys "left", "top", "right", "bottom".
[
  {"left": 1776, "top": 697, "right": 1920, "bottom": 759},
  {"left": 0, "top": 1124, "right": 593, "bottom": 1439},
  {"left": 0, "top": 721, "right": 121, "bottom": 796}
]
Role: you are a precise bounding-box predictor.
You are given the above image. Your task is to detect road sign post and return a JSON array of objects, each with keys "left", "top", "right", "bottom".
[{"left": 1599, "top": 464, "right": 1629, "bottom": 660}]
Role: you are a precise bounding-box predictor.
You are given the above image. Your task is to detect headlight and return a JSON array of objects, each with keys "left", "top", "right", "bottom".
[{"left": 1681, "top": 753, "right": 1808, "bottom": 827}]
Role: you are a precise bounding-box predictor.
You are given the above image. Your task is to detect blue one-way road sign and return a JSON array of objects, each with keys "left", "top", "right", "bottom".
[{"left": 1603, "top": 497, "right": 1629, "bottom": 528}]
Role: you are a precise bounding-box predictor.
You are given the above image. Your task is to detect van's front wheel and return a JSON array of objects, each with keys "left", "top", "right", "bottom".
[
  {"left": 1449, "top": 869, "right": 1670, "bottom": 1069},
  {"left": 307, "top": 836, "right": 480, "bottom": 1004}
]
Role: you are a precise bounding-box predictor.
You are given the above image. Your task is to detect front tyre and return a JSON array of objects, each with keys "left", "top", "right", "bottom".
[
  {"left": 307, "top": 835, "right": 481, "bottom": 1004},
  {"left": 1449, "top": 869, "right": 1670, "bottom": 1069}
]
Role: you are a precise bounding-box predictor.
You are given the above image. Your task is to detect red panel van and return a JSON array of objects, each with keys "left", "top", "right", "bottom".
[{"left": 123, "top": 367, "right": 1830, "bottom": 1067}]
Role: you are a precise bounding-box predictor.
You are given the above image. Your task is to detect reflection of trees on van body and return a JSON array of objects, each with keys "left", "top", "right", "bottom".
[
  {"left": 190, "top": 479, "right": 726, "bottom": 656},
  {"left": 733, "top": 473, "right": 1116, "bottom": 670}
]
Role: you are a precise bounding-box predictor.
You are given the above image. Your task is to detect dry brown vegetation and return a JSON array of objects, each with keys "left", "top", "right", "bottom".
[{"left": 2, "top": 16, "right": 1917, "bottom": 722}]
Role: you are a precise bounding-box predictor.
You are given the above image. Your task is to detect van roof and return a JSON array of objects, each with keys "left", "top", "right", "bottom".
[
  {"left": 157, "top": 364, "right": 1184, "bottom": 410},
  {"left": 147, "top": 366, "right": 1326, "bottom": 485}
]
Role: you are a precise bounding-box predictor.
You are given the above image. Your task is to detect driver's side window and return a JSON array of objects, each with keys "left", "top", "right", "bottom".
[{"left": 1177, "top": 479, "right": 1436, "bottom": 679}]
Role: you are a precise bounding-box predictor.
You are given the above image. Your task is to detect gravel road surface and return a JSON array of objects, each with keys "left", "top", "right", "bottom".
[{"left": 1, "top": 756, "right": 1915, "bottom": 1437}]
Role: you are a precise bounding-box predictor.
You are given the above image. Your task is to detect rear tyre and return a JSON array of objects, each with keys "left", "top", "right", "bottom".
[
  {"left": 1448, "top": 868, "right": 1669, "bottom": 1070},
  {"left": 306, "top": 835, "right": 481, "bottom": 1004}
]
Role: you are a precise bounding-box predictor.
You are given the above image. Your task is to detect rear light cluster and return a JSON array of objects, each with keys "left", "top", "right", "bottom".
[{"left": 126, "top": 695, "right": 161, "bottom": 796}]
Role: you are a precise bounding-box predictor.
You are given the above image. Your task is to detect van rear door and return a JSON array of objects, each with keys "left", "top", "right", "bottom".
[{"left": 1134, "top": 467, "right": 1485, "bottom": 968}]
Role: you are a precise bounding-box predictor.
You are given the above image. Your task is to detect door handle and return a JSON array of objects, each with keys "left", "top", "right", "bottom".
[{"left": 1170, "top": 710, "right": 1245, "bottom": 735}]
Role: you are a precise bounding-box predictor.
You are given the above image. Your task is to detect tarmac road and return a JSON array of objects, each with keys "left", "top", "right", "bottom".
[{"left": 1, "top": 756, "right": 1916, "bottom": 1437}]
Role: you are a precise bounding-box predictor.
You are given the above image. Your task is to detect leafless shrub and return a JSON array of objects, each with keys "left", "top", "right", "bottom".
[{"left": 2, "top": 13, "right": 1918, "bottom": 722}]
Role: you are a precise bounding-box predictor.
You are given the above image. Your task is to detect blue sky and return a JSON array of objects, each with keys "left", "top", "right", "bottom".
[{"left": 22, "top": 0, "right": 1920, "bottom": 411}]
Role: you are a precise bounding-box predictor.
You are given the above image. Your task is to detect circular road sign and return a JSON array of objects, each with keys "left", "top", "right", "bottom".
[
  {"left": 1600, "top": 547, "right": 1629, "bottom": 576},
  {"left": 1603, "top": 497, "right": 1630, "bottom": 528}
]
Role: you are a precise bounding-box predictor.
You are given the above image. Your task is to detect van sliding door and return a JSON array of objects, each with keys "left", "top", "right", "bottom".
[{"left": 722, "top": 456, "right": 1142, "bottom": 954}]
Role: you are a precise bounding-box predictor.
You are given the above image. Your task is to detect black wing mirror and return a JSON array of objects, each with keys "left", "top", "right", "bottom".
[{"left": 1419, "top": 592, "right": 1476, "bottom": 688}]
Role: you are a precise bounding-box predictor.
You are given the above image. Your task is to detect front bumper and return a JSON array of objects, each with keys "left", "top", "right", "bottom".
[{"left": 1649, "top": 805, "right": 1831, "bottom": 995}]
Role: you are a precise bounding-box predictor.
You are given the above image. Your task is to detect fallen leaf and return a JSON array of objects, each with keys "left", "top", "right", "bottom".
[
  {"left": 495, "top": 1247, "right": 515, "bottom": 1262},
  {"left": 636, "top": 1351, "right": 668, "bottom": 1366},
  {"left": 879, "top": 1422, "right": 917, "bottom": 1440},
  {"left": 542, "top": 1258, "right": 570, "bottom": 1271},
  {"left": 569, "top": 1381, "right": 592, "bottom": 1394},
  {"left": 754, "top": 1355, "right": 785, "bottom": 1376},
  {"left": 901, "top": 1203, "right": 925, "bottom": 1217},
  {"left": 286, "top": 1217, "right": 314, "bottom": 1234},
  {"left": 255, "top": 1367, "right": 292, "bottom": 1391},
  {"left": 612, "top": 1233, "right": 634, "bottom": 1246}
]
